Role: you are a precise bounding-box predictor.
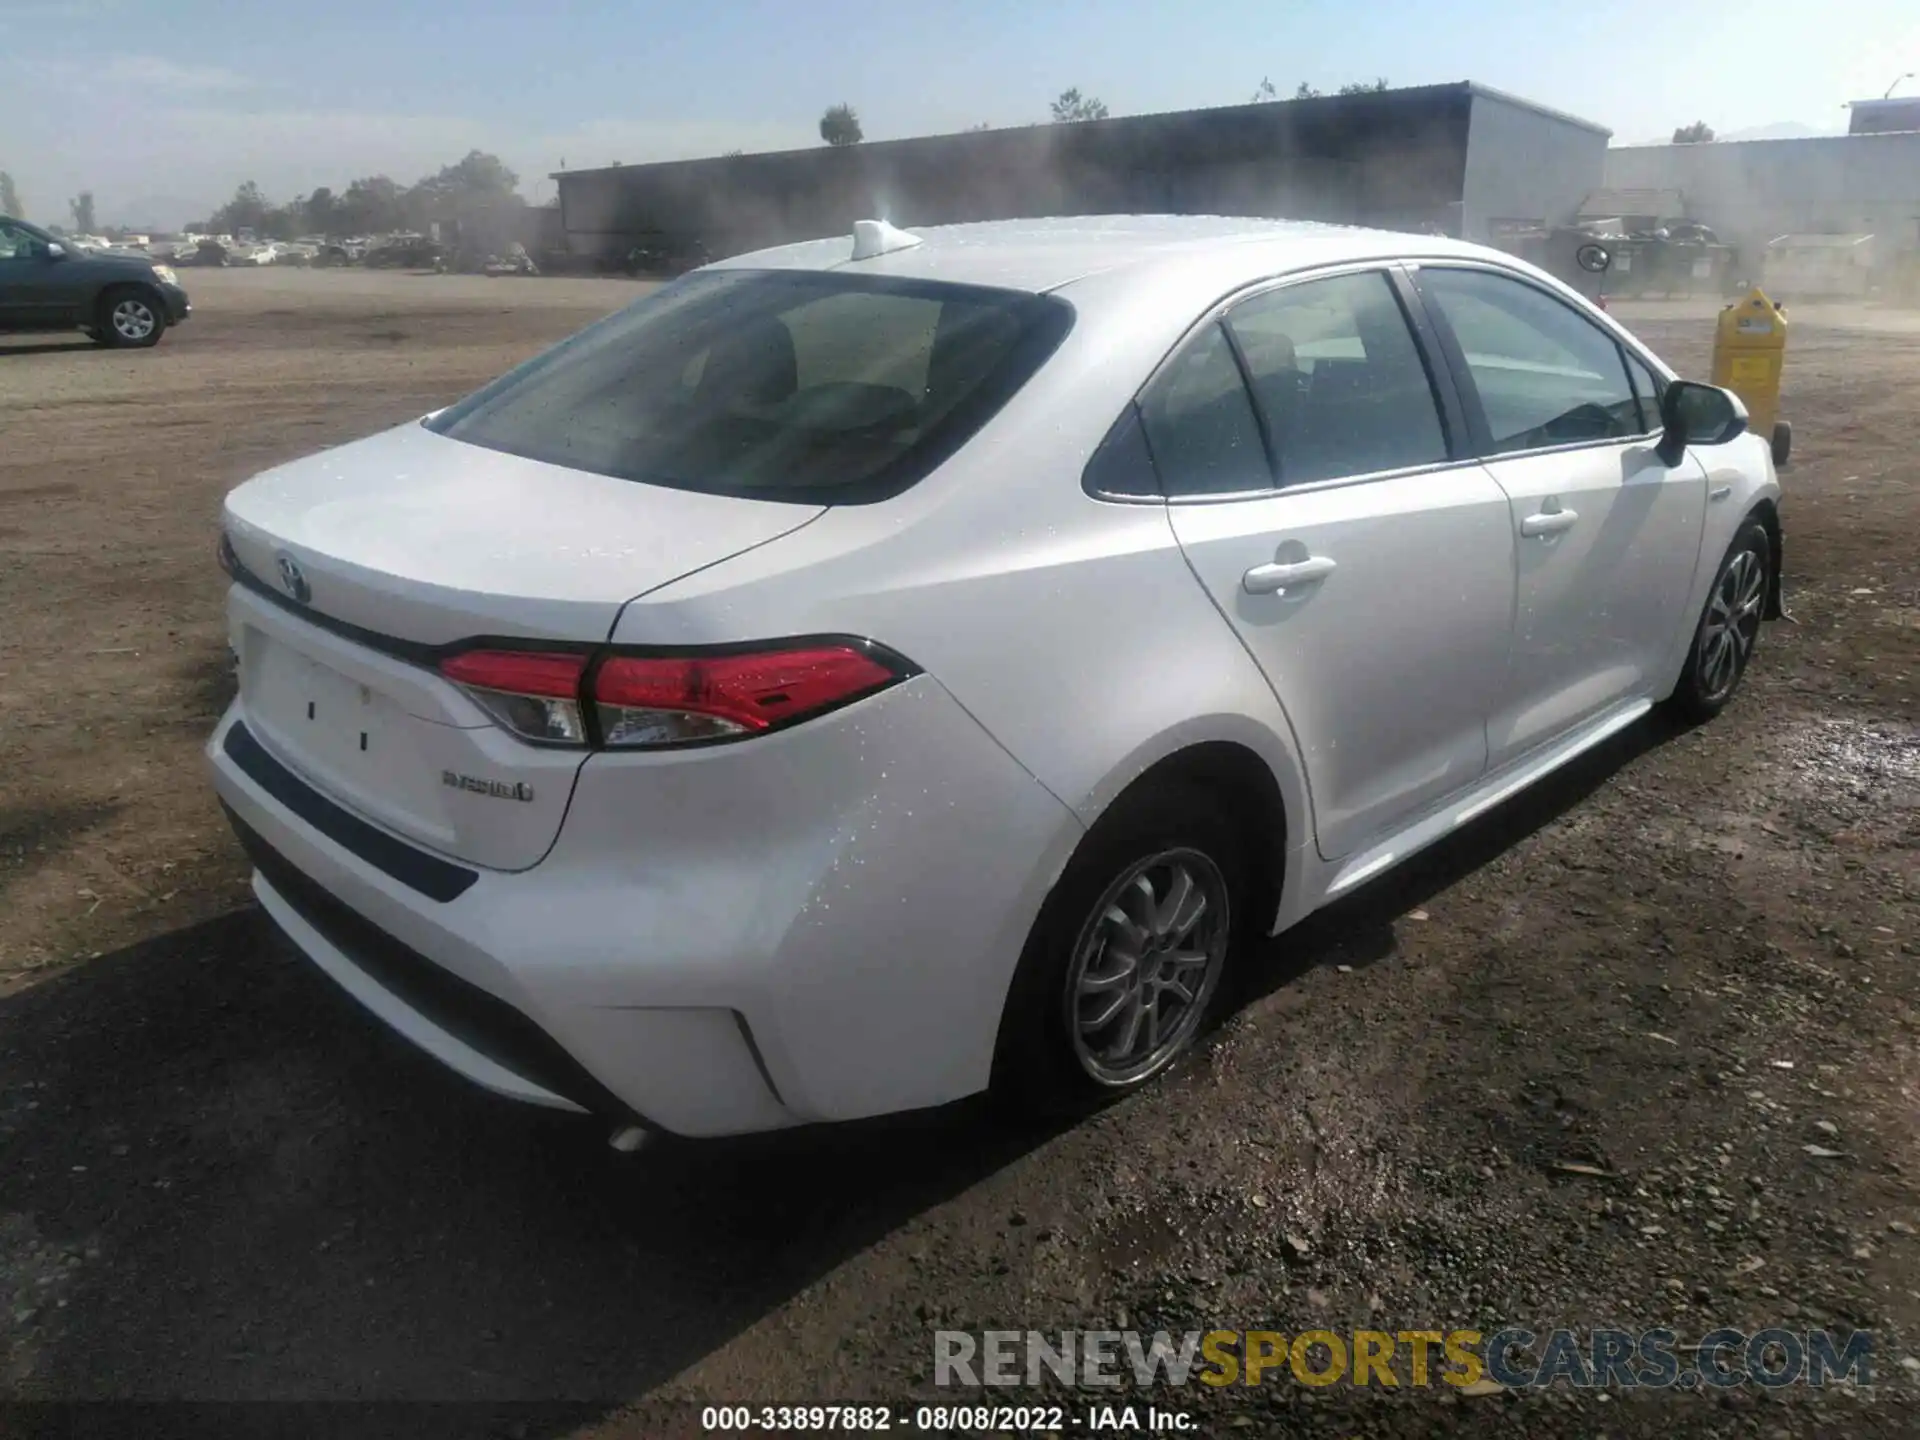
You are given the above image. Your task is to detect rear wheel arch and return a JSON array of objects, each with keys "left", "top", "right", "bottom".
[
  {"left": 990, "top": 739, "right": 1290, "bottom": 1111},
  {"left": 1113, "top": 741, "right": 1289, "bottom": 935}
]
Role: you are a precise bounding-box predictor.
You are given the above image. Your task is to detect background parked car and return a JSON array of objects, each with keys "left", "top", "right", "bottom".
[{"left": 364, "top": 236, "right": 446, "bottom": 269}]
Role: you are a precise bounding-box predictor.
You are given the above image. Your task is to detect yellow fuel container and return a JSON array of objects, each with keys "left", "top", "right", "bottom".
[{"left": 1711, "top": 287, "right": 1790, "bottom": 464}]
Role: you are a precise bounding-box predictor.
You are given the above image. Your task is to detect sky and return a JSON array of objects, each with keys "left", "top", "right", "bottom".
[{"left": 0, "top": 0, "right": 1913, "bottom": 229}]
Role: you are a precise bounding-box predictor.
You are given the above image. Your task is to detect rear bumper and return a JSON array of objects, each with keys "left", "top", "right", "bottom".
[
  {"left": 206, "top": 676, "right": 1082, "bottom": 1138},
  {"left": 225, "top": 803, "right": 623, "bottom": 1117}
]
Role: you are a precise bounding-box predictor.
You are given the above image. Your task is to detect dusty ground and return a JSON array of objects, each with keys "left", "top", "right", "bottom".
[{"left": 0, "top": 270, "right": 1915, "bottom": 1436}]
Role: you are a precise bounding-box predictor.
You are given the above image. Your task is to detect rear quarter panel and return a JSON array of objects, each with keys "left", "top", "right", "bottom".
[{"left": 610, "top": 293, "right": 1316, "bottom": 921}]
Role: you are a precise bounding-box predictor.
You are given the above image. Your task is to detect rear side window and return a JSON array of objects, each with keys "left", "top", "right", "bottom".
[
  {"left": 1417, "top": 268, "right": 1640, "bottom": 454},
  {"left": 1225, "top": 271, "right": 1448, "bottom": 485},
  {"left": 428, "top": 271, "right": 1072, "bottom": 504},
  {"left": 1137, "top": 322, "right": 1270, "bottom": 498}
]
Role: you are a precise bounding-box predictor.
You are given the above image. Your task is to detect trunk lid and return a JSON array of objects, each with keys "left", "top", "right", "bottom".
[
  {"left": 222, "top": 421, "right": 823, "bottom": 870},
  {"left": 222, "top": 420, "right": 824, "bottom": 646}
]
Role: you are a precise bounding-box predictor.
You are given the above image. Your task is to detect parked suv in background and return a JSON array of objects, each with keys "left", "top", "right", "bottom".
[{"left": 0, "top": 216, "right": 191, "bottom": 348}]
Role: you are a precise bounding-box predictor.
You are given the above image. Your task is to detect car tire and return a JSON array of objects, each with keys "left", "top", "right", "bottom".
[
  {"left": 96, "top": 287, "right": 166, "bottom": 349},
  {"left": 1667, "top": 518, "right": 1772, "bottom": 724},
  {"left": 1772, "top": 420, "right": 1792, "bottom": 468},
  {"left": 991, "top": 780, "right": 1248, "bottom": 1117}
]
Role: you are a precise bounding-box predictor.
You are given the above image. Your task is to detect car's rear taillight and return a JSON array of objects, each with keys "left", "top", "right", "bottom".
[
  {"left": 594, "top": 645, "right": 905, "bottom": 748},
  {"left": 438, "top": 641, "right": 910, "bottom": 750},
  {"left": 440, "top": 649, "right": 591, "bottom": 745}
]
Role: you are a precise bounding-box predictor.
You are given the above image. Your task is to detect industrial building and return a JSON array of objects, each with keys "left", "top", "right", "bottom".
[
  {"left": 1601, "top": 128, "right": 1920, "bottom": 277},
  {"left": 552, "top": 82, "right": 1609, "bottom": 266},
  {"left": 1847, "top": 96, "right": 1920, "bottom": 136}
]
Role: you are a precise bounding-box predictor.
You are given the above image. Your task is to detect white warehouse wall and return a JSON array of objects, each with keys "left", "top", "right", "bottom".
[
  {"left": 1604, "top": 134, "right": 1920, "bottom": 257},
  {"left": 1460, "top": 88, "right": 1611, "bottom": 242}
]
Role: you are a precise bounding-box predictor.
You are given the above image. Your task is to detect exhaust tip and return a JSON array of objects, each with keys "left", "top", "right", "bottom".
[{"left": 608, "top": 1124, "right": 650, "bottom": 1154}]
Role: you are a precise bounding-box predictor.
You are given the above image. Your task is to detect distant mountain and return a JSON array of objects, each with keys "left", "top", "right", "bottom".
[{"left": 1719, "top": 121, "right": 1830, "bottom": 141}]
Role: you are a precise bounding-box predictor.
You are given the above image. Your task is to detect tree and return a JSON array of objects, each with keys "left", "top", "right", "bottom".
[
  {"left": 1337, "top": 77, "right": 1390, "bottom": 95},
  {"left": 0, "top": 171, "right": 21, "bottom": 218},
  {"left": 69, "top": 191, "right": 97, "bottom": 232},
  {"left": 404, "top": 151, "right": 521, "bottom": 233},
  {"left": 201, "top": 180, "right": 271, "bottom": 236},
  {"left": 1294, "top": 82, "right": 1321, "bottom": 100},
  {"left": 1251, "top": 78, "right": 1278, "bottom": 103},
  {"left": 262, "top": 201, "right": 305, "bottom": 242},
  {"left": 819, "top": 103, "right": 863, "bottom": 146},
  {"left": 335, "top": 175, "right": 406, "bottom": 234},
  {"left": 182, "top": 150, "right": 528, "bottom": 243},
  {"left": 1673, "top": 121, "right": 1715, "bottom": 144},
  {"left": 967, "top": 122, "right": 993, "bottom": 131},
  {"left": 411, "top": 149, "right": 520, "bottom": 222},
  {"left": 1050, "top": 88, "right": 1109, "bottom": 123},
  {"left": 303, "top": 187, "right": 337, "bottom": 236}
]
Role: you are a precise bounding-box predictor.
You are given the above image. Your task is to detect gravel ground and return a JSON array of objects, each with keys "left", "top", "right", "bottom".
[{"left": 0, "top": 269, "right": 1915, "bottom": 1437}]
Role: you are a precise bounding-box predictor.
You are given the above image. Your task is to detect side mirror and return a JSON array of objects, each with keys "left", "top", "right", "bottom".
[
  {"left": 1656, "top": 380, "right": 1748, "bottom": 465},
  {"left": 43, "top": 241, "right": 67, "bottom": 260}
]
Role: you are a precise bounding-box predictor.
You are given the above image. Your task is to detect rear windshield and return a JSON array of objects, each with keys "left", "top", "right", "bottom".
[{"left": 426, "top": 269, "right": 1073, "bottom": 504}]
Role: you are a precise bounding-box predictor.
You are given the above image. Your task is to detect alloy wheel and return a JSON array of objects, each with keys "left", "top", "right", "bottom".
[
  {"left": 111, "top": 299, "right": 157, "bottom": 342},
  {"left": 1697, "top": 545, "right": 1767, "bottom": 702},
  {"left": 1064, "top": 848, "right": 1230, "bottom": 1087}
]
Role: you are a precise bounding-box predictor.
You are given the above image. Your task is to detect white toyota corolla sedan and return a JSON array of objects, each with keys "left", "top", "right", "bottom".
[{"left": 206, "top": 216, "right": 1782, "bottom": 1140}]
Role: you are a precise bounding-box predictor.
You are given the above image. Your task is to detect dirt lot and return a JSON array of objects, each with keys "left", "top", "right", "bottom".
[{"left": 1, "top": 269, "right": 1916, "bottom": 1436}]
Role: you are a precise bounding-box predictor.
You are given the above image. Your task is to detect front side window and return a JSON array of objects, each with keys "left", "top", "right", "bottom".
[
  {"left": 1622, "top": 349, "right": 1667, "bottom": 435},
  {"left": 1417, "top": 267, "right": 1640, "bottom": 454},
  {"left": 1225, "top": 271, "right": 1448, "bottom": 485},
  {"left": 427, "top": 270, "right": 1072, "bottom": 504},
  {"left": 0, "top": 221, "right": 42, "bottom": 261}
]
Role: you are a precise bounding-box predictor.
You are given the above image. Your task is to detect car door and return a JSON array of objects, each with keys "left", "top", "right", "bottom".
[
  {"left": 1410, "top": 264, "right": 1706, "bottom": 766},
  {"left": 1159, "top": 267, "right": 1517, "bottom": 861},
  {"left": 0, "top": 221, "right": 51, "bottom": 327}
]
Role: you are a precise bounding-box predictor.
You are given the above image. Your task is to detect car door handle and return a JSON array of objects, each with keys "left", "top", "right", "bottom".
[
  {"left": 1709, "top": 484, "right": 1733, "bottom": 502},
  {"left": 1520, "top": 508, "right": 1580, "bottom": 538},
  {"left": 1243, "top": 555, "right": 1337, "bottom": 595}
]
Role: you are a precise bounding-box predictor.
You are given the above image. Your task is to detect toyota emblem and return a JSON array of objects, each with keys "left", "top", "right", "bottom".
[{"left": 274, "top": 551, "right": 311, "bottom": 604}]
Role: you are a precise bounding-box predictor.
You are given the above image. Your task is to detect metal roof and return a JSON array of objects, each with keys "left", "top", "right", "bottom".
[{"left": 552, "top": 82, "right": 1605, "bottom": 182}]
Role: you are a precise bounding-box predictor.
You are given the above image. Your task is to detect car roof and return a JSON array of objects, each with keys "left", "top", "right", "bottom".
[{"left": 704, "top": 214, "right": 1499, "bottom": 295}]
